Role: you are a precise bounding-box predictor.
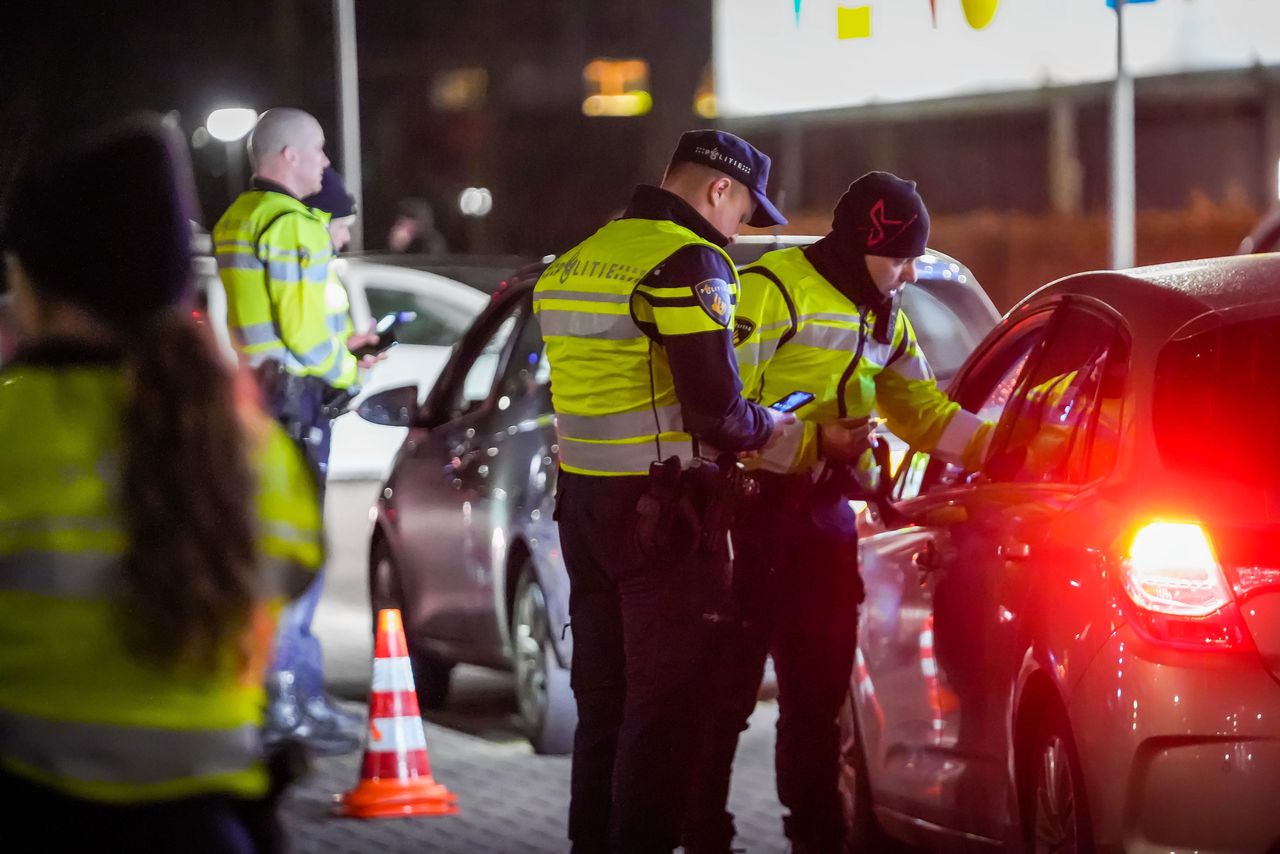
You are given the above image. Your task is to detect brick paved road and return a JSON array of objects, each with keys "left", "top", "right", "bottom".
[
  {"left": 283, "top": 677, "right": 788, "bottom": 853},
  {"left": 287, "top": 480, "right": 789, "bottom": 853}
]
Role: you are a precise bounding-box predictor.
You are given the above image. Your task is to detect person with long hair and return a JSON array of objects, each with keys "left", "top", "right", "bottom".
[{"left": 0, "top": 115, "right": 324, "bottom": 852}]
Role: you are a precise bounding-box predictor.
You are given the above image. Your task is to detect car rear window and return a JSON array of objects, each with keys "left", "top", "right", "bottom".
[{"left": 1153, "top": 314, "right": 1280, "bottom": 486}]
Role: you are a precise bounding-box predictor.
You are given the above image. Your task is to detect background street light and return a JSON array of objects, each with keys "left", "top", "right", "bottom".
[{"left": 205, "top": 108, "right": 258, "bottom": 203}]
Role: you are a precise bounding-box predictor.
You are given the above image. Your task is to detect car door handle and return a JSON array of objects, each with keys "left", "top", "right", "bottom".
[{"left": 998, "top": 541, "right": 1031, "bottom": 561}]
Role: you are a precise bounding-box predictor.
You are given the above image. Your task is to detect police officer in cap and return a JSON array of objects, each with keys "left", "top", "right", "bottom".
[
  {"left": 532, "top": 129, "right": 793, "bottom": 853},
  {"left": 684, "top": 172, "right": 993, "bottom": 853}
]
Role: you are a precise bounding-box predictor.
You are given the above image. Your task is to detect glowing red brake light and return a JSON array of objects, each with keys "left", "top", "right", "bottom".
[
  {"left": 1121, "top": 521, "right": 1252, "bottom": 651},
  {"left": 1125, "top": 522, "right": 1232, "bottom": 617}
]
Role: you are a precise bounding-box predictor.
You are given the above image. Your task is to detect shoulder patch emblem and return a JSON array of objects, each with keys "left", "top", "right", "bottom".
[
  {"left": 733, "top": 316, "right": 757, "bottom": 347},
  {"left": 694, "top": 278, "right": 733, "bottom": 328}
]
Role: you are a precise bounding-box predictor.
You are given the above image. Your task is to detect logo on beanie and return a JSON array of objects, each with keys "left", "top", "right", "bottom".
[{"left": 866, "top": 198, "right": 920, "bottom": 250}]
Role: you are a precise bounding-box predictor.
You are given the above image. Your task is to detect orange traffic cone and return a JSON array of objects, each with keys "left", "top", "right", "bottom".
[{"left": 337, "top": 609, "right": 458, "bottom": 818}]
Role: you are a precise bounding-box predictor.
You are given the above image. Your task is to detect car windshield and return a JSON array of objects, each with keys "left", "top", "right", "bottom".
[
  {"left": 899, "top": 282, "right": 994, "bottom": 381},
  {"left": 1154, "top": 312, "right": 1280, "bottom": 487}
]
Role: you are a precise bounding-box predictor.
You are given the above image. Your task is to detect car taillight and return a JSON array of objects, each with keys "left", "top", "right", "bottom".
[
  {"left": 1121, "top": 521, "right": 1253, "bottom": 651},
  {"left": 1125, "top": 522, "right": 1231, "bottom": 617}
]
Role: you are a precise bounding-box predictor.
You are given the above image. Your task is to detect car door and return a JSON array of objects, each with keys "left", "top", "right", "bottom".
[
  {"left": 330, "top": 265, "right": 485, "bottom": 479},
  {"left": 858, "top": 307, "right": 1056, "bottom": 827},
  {"left": 862, "top": 300, "right": 1129, "bottom": 838},
  {"left": 390, "top": 301, "right": 520, "bottom": 663},
  {"left": 478, "top": 302, "right": 561, "bottom": 649}
]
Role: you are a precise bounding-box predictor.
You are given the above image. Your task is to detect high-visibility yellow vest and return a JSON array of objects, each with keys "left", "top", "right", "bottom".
[
  {"left": 0, "top": 363, "right": 325, "bottom": 803},
  {"left": 213, "top": 189, "right": 358, "bottom": 389},
  {"left": 736, "top": 246, "right": 987, "bottom": 474},
  {"left": 532, "top": 218, "right": 738, "bottom": 476}
]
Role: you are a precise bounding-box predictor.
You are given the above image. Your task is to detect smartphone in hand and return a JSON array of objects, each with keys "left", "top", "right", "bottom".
[
  {"left": 352, "top": 311, "right": 417, "bottom": 359},
  {"left": 768, "top": 390, "right": 815, "bottom": 413}
]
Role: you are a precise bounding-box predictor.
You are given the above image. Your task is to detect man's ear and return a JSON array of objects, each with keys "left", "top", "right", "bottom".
[
  {"left": 281, "top": 145, "right": 298, "bottom": 166},
  {"left": 710, "top": 176, "right": 733, "bottom": 207}
]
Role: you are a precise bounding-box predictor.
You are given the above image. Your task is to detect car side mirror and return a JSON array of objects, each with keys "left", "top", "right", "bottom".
[{"left": 357, "top": 384, "right": 420, "bottom": 427}]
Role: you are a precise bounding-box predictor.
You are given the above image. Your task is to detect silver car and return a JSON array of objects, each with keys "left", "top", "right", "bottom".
[{"left": 847, "top": 254, "right": 1280, "bottom": 853}]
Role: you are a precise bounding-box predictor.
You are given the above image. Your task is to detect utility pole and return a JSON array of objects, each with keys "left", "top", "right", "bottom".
[
  {"left": 1110, "top": 0, "right": 1135, "bottom": 269},
  {"left": 334, "top": 0, "right": 364, "bottom": 250}
]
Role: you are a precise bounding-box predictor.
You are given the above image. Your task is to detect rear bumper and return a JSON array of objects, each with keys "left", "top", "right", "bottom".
[{"left": 1070, "top": 624, "right": 1280, "bottom": 854}]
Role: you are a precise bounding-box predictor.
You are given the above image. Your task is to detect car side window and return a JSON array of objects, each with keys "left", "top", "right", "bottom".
[
  {"left": 985, "top": 304, "right": 1125, "bottom": 485},
  {"left": 448, "top": 311, "right": 519, "bottom": 417},
  {"left": 365, "top": 284, "right": 476, "bottom": 347},
  {"left": 497, "top": 308, "right": 549, "bottom": 402},
  {"left": 893, "top": 311, "right": 1052, "bottom": 501}
]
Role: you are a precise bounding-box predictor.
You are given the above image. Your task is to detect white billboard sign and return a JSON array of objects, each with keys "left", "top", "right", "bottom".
[{"left": 714, "top": 0, "right": 1280, "bottom": 118}]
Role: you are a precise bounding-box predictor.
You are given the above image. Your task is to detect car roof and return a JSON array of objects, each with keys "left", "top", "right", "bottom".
[{"left": 1024, "top": 253, "right": 1280, "bottom": 329}]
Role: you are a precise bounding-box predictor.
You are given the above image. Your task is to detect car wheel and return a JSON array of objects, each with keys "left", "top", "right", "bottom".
[
  {"left": 369, "top": 535, "right": 453, "bottom": 711},
  {"left": 838, "top": 691, "right": 895, "bottom": 851},
  {"left": 1023, "top": 704, "right": 1094, "bottom": 854},
  {"left": 512, "top": 561, "right": 576, "bottom": 755}
]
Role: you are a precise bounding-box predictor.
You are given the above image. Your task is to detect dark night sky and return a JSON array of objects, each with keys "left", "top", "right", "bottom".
[{"left": 0, "top": 0, "right": 706, "bottom": 255}]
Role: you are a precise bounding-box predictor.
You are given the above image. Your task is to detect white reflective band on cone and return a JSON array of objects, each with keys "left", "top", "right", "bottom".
[
  {"left": 367, "top": 716, "right": 428, "bottom": 751},
  {"left": 372, "top": 657, "right": 415, "bottom": 692}
]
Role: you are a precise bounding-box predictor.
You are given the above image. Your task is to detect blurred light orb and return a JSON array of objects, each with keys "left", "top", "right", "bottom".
[
  {"left": 206, "top": 108, "right": 258, "bottom": 142},
  {"left": 961, "top": 0, "right": 1000, "bottom": 30},
  {"left": 459, "top": 187, "right": 493, "bottom": 217}
]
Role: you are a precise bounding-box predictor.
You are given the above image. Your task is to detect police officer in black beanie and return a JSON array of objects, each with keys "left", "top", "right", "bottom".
[{"left": 684, "top": 172, "right": 992, "bottom": 853}]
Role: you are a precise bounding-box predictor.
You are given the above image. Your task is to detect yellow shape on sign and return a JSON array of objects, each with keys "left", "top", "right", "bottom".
[
  {"left": 961, "top": 0, "right": 1000, "bottom": 30},
  {"left": 836, "top": 5, "right": 871, "bottom": 39}
]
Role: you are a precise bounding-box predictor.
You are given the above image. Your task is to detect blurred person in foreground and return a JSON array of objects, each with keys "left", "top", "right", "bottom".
[
  {"left": 684, "top": 173, "right": 994, "bottom": 853},
  {"left": 532, "top": 129, "right": 793, "bottom": 853},
  {"left": 214, "top": 109, "right": 384, "bottom": 755},
  {"left": 0, "top": 114, "right": 324, "bottom": 852},
  {"left": 386, "top": 196, "right": 448, "bottom": 255}
]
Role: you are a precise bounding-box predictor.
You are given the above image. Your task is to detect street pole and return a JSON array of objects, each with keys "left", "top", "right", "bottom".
[
  {"left": 334, "top": 0, "right": 364, "bottom": 251},
  {"left": 224, "top": 139, "right": 244, "bottom": 207},
  {"left": 1110, "top": 0, "right": 1135, "bottom": 269}
]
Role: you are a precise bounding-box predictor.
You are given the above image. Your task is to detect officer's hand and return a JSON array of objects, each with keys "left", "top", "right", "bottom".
[
  {"left": 346, "top": 331, "right": 388, "bottom": 370},
  {"left": 820, "top": 418, "right": 875, "bottom": 462},
  {"left": 762, "top": 407, "right": 797, "bottom": 451}
]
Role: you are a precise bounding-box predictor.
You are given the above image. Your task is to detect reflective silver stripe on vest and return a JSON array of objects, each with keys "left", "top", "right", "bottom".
[
  {"left": 0, "top": 709, "right": 260, "bottom": 786},
  {"left": 557, "top": 436, "right": 694, "bottom": 474},
  {"left": 0, "top": 551, "right": 314, "bottom": 602},
  {"left": 235, "top": 322, "right": 280, "bottom": 347},
  {"left": 554, "top": 404, "right": 682, "bottom": 442},
  {"left": 534, "top": 289, "right": 632, "bottom": 305},
  {"left": 216, "top": 253, "right": 264, "bottom": 272},
  {"left": 0, "top": 552, "right": 116, "bottom": 599},
  {"left": 537, "top": 309, "right": 645, "bottom": 341},
  {"left": 885, "top": 349, "right": 933, "bottom": 381},
  {"left": 791, "top": 324, "right": 865, "bottom": 352},
  {"left": 0, "top": 516, "right": 118, "bottom": 536},
  {"left": 934, "top": 408, "right": 982, "bottom": 465}
]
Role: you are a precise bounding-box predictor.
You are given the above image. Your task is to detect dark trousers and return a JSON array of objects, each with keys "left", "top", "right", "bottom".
[
  {"left": 685, "top": 476, "right": 863, "bottom": 851},
  {"left": 267, "top": 376, "right": 333, "bottom": 702},
  {"left": 0, "top": 768, "right": 283, "bottom": 854},
  {"left": 556, "top": 470, "right": 724, "bottom": 854}
]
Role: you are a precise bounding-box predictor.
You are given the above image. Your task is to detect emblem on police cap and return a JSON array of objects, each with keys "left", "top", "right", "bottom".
[{"left": 694, "top": 278, "right": 733, "bottom": 327}]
